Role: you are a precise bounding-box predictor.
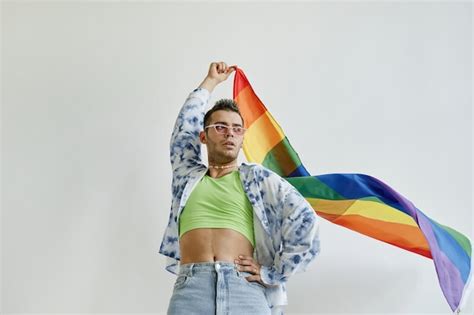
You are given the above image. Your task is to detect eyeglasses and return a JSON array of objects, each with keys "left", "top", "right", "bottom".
[{"left": 205, "top": 124, "right": 247, "bottom": 136}]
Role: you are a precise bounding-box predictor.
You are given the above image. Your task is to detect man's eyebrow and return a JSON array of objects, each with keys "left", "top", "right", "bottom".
[{"left": 214, "top": 121, "right": 242, "bottom": 127}]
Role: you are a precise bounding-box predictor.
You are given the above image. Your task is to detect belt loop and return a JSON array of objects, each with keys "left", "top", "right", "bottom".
[
  {"left": 234, "top": 263, "right": 240, "bottom": 277},
  {"left": 189, "top": 263, "right": 195, "bottom": 277}
]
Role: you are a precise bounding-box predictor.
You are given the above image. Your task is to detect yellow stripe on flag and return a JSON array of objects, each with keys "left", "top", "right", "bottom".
[{"left": 307, "top": 197, "right": 418, "bottom": 227}]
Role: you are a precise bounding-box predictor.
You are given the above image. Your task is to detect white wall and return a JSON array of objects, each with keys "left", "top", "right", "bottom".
[{"left": 2, "top": 1, "right": 472, "bottom": 314}]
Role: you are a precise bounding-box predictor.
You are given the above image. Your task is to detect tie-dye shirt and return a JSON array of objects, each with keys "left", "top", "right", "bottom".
[{"left": 159, "top": 87, "right": 321, "bottom": 314}]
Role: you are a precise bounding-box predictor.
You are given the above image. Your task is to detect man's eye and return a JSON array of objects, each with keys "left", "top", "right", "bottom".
[
  {"left": 233, "top": 127, "right": 243, "bottom": 133},
  {"left": 215, "top": 125, "right": 227, "bottom": 132}
]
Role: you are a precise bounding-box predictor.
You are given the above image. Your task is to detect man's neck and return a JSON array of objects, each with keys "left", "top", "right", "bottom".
[{"left": 207, "top": 160, "right": 238, "bottom": 178}]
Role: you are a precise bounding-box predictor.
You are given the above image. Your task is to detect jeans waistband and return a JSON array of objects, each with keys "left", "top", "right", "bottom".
[{"left": 178, "top": 261, "right": 240, "bottom": 276}]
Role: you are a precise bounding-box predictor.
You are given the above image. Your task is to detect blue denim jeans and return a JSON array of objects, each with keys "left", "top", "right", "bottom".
[{"left": 167, "top": 261, "right": 271, "bottom": 315}]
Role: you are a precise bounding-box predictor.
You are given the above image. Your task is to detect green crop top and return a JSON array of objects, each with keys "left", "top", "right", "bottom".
[{"left": 178, "top": 170, "right": 255, "bottom": 247}]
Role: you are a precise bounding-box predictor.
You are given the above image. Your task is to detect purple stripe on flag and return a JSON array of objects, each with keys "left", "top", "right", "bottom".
[{"left": 418, "top": 210, "right": 464, "bottom": 311}]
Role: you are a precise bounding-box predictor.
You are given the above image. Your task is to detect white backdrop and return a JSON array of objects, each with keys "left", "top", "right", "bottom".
[{"left": 2, "top": 1, "right": 472, "bottom": 314}]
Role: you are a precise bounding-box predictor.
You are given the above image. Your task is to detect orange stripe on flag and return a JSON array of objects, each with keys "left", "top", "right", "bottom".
[
  {"left": 320, "top": 213, "right": 432, "bottom": 258},
  {"left": 243, "top": 111, "right": 286, "bottom": 163},
  {"left": 235, "top": 85, "right": 266, "bottom": 128}
]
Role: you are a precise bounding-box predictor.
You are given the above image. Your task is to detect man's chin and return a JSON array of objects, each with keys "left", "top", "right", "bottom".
[{"left": 217, "top": 150, "right": 238, "bottom": 160}]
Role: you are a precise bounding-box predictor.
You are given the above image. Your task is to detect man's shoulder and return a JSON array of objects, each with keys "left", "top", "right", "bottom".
[
  {"left": 240, "top": 162, "right": 286, "bottom": 183},
  {"left": 241, "top": 161, "right": 271, "bottom": 173},
  {"left": 240, "top": 163, "right": 298, "bottom": 205}
]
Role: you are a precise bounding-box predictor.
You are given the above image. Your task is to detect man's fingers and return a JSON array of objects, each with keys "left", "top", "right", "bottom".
[
  {"left": 225, "top": 64, "right": 235, "bottom": 72},
  {"left": 245, "top": 275, "right": 259, "bottom": 282},
  {"left": 217, "top": 62, "right": 225, "bottom": 73},
  {"left": 237, "top": 261, "right": 259, "bottom": 275},
  {"left": 236, "top": 259, "right": 255, "bottom": 268},
  {"left": 236, "top": 255, "right": 257, "bottom": 268},
  {"left": 210, "top": 62, "right": 219, "bottom": 75},
  {"left": 243, "top": 264, "right": 257, "bottom": 273},
  {"left": 209, "top": 62, "right": 236, "bottom": 78},
  {"left": 246, "top": 275, "right": 266, "bottom": 288},
  {"left": 224, "top": 67, "right": 236, "bottom": 76},
  {"left": 237, "top": 258, "right": 251, "bottom": 266}
]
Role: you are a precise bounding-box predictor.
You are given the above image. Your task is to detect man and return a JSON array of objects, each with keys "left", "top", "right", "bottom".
[{"left": 160, "top": 61, "right": 321, "bottom": 315}]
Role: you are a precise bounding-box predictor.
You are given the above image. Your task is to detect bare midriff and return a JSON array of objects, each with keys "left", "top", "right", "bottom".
[{"left": 179, "top": 228, "right": 254, "bottom": 264}]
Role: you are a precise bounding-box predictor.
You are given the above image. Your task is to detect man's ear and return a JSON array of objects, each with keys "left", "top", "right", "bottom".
[{"left": 199, "top": 130, "right": 207, "bottom": 144}]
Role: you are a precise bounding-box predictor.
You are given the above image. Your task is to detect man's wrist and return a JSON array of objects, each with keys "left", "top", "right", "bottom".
[{"left": 198, "top": 76, "right": 219, "bottom": 93}]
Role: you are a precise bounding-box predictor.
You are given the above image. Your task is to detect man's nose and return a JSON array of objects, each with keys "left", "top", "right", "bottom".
[{"left": 224, "top": 129, "right": 235, "bottom": 136}]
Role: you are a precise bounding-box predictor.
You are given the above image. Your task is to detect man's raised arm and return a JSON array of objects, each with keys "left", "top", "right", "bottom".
[{"left": 169, "top": 62, "right": 236, "bottom": 172}]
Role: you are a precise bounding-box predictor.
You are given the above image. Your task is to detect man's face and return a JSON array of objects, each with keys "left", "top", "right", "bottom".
[{"left": 199, "top": 110, "right": 245, "bottom": 164}]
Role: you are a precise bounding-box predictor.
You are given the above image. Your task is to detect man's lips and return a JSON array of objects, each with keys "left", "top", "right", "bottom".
[{"left": 223, "top": 141, "right": 235, "bottom": 147}]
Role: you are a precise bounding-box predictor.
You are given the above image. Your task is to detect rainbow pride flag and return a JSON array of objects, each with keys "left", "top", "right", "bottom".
[{"left": 232, "top": 67, "right": 472, "bottom": 313}]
